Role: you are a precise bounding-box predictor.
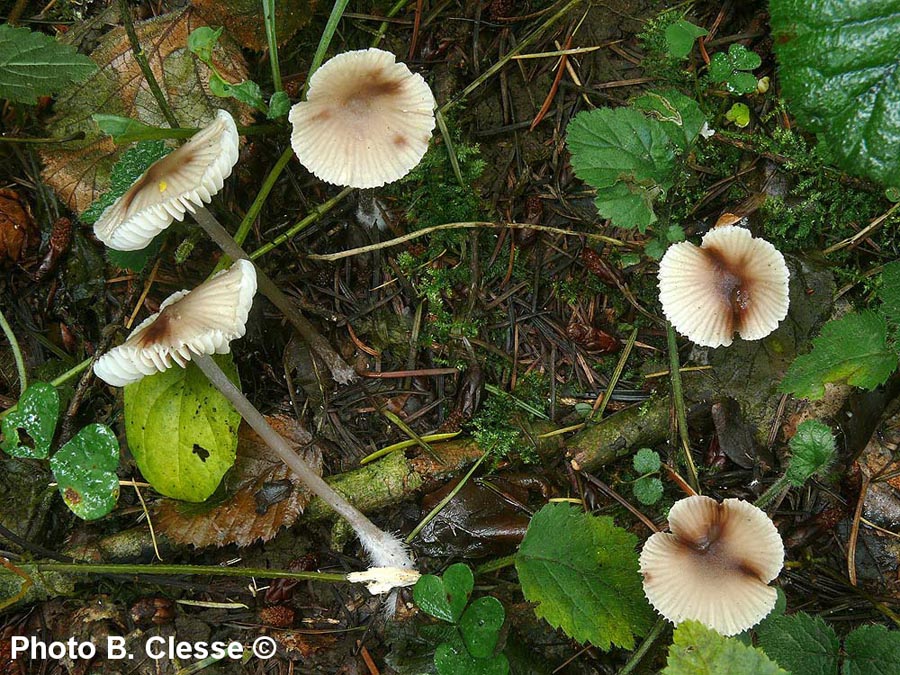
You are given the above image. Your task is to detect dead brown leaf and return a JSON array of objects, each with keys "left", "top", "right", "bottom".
[
  {"left": 40, "top": 7, "right": 252, "bottom": 213},
  {"left": 156, "top": 415, "right": 322, "bottom": 548},
  {"left": 193, "top": 0, "right": 319, "bottom": 51},
  {"left": 0, "top": 188, "right": 37, "bottom": 263}
]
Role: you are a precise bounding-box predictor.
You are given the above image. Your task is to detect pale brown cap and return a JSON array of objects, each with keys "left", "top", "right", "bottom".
[
  {"left": 289, "top": 48, "right": 435, "bottom": 189},
  {"left": 640, "top": 495, "right": 784, "bottom": 636},
  {"left": 93, "top": 110, "right": 240, "bottom": 251},
  {"left": 93, "top": 259, "right": 257, "bottom": 386},
  {"left": 658, "top": 225, "right": 789, "bottom": 347}
]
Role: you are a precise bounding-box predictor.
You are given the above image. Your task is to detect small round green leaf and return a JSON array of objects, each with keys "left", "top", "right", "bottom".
[
  {"left": 124, "top": 356, "right": 241, "bottom": 502},
  {"left": 414, "top": 563, "right": 474, "bottom": 623},
  {"left": 459, "top": 596, "right": 505, "bottom": 658},
  {"left": 50, "top": 424, "right": 120, "bottom": 520},
  {"left": 435, "top": 632, "right": 510, "bottom": 675},
  {"left": 727, "top": 44, "right": 761, "bottom": 71},
  {"left": 632, "top": 448, "right": 661, "bottom": 474},
  {"left": 0, "top": 382, "right": 59, "bottom": 459},
  {"left": 633, "top": 477, "right": 664, "bottom": 505},
  {"left": 664, "top": 20, "right": 708, "bottom": 59}
]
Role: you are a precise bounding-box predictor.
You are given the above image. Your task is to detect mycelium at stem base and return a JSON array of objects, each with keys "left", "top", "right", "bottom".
[
  {"left": 192, "top": 353, "right": 412, "bottom": 569},
  {"left": 191, "top": 206, "right": 357, "bottom": 385}
]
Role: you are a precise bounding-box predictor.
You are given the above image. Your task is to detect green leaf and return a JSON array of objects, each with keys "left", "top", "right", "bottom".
[
  {"left": 187, "top": 26, "right": 223, "bottom": 65},
  {"left": 435, "top": 632, "right": 509, "bottom": 675},
  {"left": 49, "top": 424, "right": 120, "bottom": 521},
  {"left": 664, "top": 19, "right": 708, "bottom": 59},
  {"left": 92, "top": 114, "right": 194, "bottom": 144},
  {"left": 708, "top": 44, "right": 761, "bottom": 94},
  {"left": 413, "top": 563, "right": 474, "bottom": 623},
  {"left": 0, "top": 24, "right": 97, "bottom": 104},
  {"left": 632, "top": 90, "right": 707, "bottom": 152},
  {"left": 878, "top": 261, "right": 900, "bottom": 329},
  {"left": 210, "top": 73, "right": 266, "bottom": 111},
  {"left": 786, "top": 420, "right": 836, "bottom": 487},
  {"left": 663, "top": 621, "right": 788, "bottom": 675},
  {"left": 644, "top": 238, "right": 666, "bottom": 260},
  {"left": 633, "top": 477, "right": 664, "bottom": 505},
  {"left": 124, "top": 356, "right": 241, "bottom": 502},
  {"left": 106, "top": 235, "right": 163, "bottom": 272},
  {"left": 459, "top": 597, "right": 505, "bottom": 658},
  {"left": 0, "top": 382, "right": 59, "bottom": 459},
  {"left": 843, "top": 624, "right": 900, "bottom": 675},
  {"left": 779, "top": 311, "right": 898, "bottom": 400},
  {"left": 756, "top": 612, "right": 839, "bottom": 675},
  {"left": 770, "top": 0, "right": 900, "bottom": 186},
  {"left": 515, "top": 503, "right": 653, "bottom": 650},
  {"left": 727, "top": 44, "right": 762, "bottom": 71},
  {"left": 633, "top": 448, "right": 661, "bottom": 474},
  {"left": 726, "top": 102, "right": 751, "bottom": 128},
  {"left": 566, "top": 107, "right": 676, "bottom": 232},
  {"left": 268, "top": 90, "right": 291, "bottom": 119}
]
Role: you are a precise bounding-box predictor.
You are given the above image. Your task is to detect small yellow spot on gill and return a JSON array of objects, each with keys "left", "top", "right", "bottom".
[{"left": 158, "top": 180, "right": 168, "bottom": 193}]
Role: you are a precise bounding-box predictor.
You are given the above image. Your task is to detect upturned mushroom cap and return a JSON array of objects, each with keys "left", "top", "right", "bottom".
[
  {"left": 93, "top": 109, "right": 240, "bottom": 251},
  {"left": 288, "top": 48, "right": 436, "bottom": 189},
  {"left": 640, "top": 495, "right": 784, "bottom": 636},
  {"left": 658, "top": 225, "right": 789, "bottom": 348},
  {"left": 93, "top": 259, "right": 257, "bottom": 386}
]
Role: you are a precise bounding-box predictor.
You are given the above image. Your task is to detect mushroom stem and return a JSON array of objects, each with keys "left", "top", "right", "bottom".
[
  {"left": 192, "top": 353, "right": 412, "bottom": 569},
  {"left": 191, "top": 206, "right": 357, "bottom": 385}
]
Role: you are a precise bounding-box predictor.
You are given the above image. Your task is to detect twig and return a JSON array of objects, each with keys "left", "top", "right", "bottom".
[
  {"left": 406, "top": 452, "right": 488, "bottom": 543},
  {"left": 618, "top": 617, "right": 668, "bottom": 675},
  {"left": 0, "top": 305, "right": 27, "bottom": 395},
  {"left": 848, "top": 474, "right": 870, "bottom": 587},
  {"left": 666, "top": 323, "right": 699, "bottom": 493}
]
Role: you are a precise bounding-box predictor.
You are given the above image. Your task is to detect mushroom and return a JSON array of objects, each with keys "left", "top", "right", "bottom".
[
  {"left": 288, "top": 48, "right": 436, "bottom": 188},
  {"left": 658, "top": 225, "right": 789, "bottom": 348},
  {"left": 93, "top": 109, "right": 239, "bottom": 252},
  {"left": 91, "top": 109, "right": 355, "bottom": 384},
  {"left": 639, "top": 495, "right": 784, "bottom": 636},
  {"left": 93, "top": 260, "right": 413, "bottom": 571}
]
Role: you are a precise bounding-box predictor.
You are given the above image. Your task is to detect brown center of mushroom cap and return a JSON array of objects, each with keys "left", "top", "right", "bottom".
[
  {"left": 136, "top": 306, "right": 182, "bottom": 347},
  {"left": 673, "top": 502, "right": 765, "bottom": 582},
  {"left": 339, "top": 70, "right": 405, "bottom": 114},
  {"left": 702, "top": 244, "right": 753, "bottom": 334}
]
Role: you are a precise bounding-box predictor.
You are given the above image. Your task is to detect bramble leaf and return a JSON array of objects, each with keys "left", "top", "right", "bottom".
[
  {"left": 50, "top": 424, "right": 120, "bottom": 521},
  {"left": 124, "top": 356, "right": 241, "bottom": 502},
  {"left": 0, "top": 382, "right": 59, "bottom": 459},
  {"left": 843, "top": 624, "right": 900, "bottom": 675},
  {"left": 786, "top": 420, "right": 836, "bottom": 487},
  {"left": 632, "top": 90, "right": 706, "bottom": 152},
  {"left": 663, "top": 621, "right": 787, "bottom": 675},
  {"left": 756, "top": 612, "right": 839, "bottom": 675},
  {"left": 664, "top": 20, "right": 707, "bottom": 59},
  {"left": 0, "top": 24, "right": 96, "bottom": 104},
  {"left": 770, "top": 0, "right": 900, "bottom": 186},
  {"left": 778, "top": 311, "right": 897, "bottom": 400},
  {"left": 515, "top": 503, "right": 653, "bottom": 650},
  {"left": 566, "top": 107, "right": 675, "bottom": 231}
]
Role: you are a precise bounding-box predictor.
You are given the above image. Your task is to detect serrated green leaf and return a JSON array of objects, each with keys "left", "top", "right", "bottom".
[
  {"left": 124, "top": 356, "right": 241, "bottom": 502},
  {"left": 787, "top": 420, "right": 836, "bottom": 487},
  {"left": 0, "top": 24, "right": 96, "bottom": 104},
  {"left": 633, "top": 477, "right": 664, "bottom": 505},
  {"left": 0, "top": 382, "right": 59, "bottom": 459},
  {"left": 756, "top": 612, "right": 839, "bottom": 675},
  {"left": 566, "top": 107, "right": 675, "bottom": 231},
  {"left": 843, "top": 624, "right": 900, "bottom": 675},
  {"left": 413, "top": 563, "right": 474, "bottom": 623},
  {"left": 663, "top": 621, "right": 787, "bottom": 675},
  {"left": 770, "top": 0, "right": 900, "bottom": 186},
  {"left": 459, "top": 597, "right": 505, "bottom": 658},
  {"left": 268, "top": 90, "right": 291, "bottom": 119},
  {"left": 106, "top": 235, "right": 163, "bottom": 272},
  {"left": 435, "top": 632, "right": 509, "bottom": 675},
  {"left": 632, "top": 90, "right": 707, "bottom": 152},
  {"left": 49, "top": 423, "right": 120, "bottom": 521},
  {"left": 878, "top": 261, "right": 900, "bottom": 329},
  {"left": 633, "top": 448, "right": 661, "bottom": 474},
  {"left": 664, "top": 20, "right": 708, "bottom": 59},
  {"left": 515, "top": 503, "right": 653, "bottom": 650},
  {"left": 644, "top": 238, "right": 666, "bottom": 260},
  {"left": 779, "top": 311, "right": 897, "bottom": 400}
]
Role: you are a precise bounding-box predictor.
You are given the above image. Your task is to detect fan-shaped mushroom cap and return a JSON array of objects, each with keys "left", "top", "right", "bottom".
[
  {"left": 93, "top": 109, "right": 240, "bottom": 251},
  {"left": 289, "top": 48, "right": 436, "bottom": 189},
  {"left": 640, "top": 495, "right": 784, "bottom": 636},
  {"left": 93, "top": 259, "right": 257, "bottom": 386},
  {"left": 658, "top": 225, "right": 789, "bottom": 348}
]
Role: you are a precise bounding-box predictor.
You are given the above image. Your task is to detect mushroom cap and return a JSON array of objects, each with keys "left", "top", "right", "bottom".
[
  {"left": 658, "top": 225, "right": 789, "bottom": 348},
  {"left": 640, "top": 495, "right": 785, "bottom": 636},
  {"left": 93, "top": 259, "right": 257, "bottom": 386},
  {"left": 288, "top": 48, "right": 436, "bottom": 189},
  {"left": 93, "top": 109, "right": 240, "bottom": 251}
]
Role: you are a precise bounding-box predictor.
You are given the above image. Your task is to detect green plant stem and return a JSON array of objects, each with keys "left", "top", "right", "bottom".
[
  {"left": 262, "top": 0, "right": 283, "bottom": 93},
  {"left": 618, "top": 617, "right": 668, "bottom": 675},
  {"left": 434, "top": 109, "right": 465, "bottom": 188},
  {"left": 754, "top": 475, "right": 790, "bottom": 510},
  {"left": 214, "top": 144, "right": 295, "bottom": 273},
  {"left": 116, "top": 0, "right": 180, "bottom": 130},
  {"left": 666, "top": 323, "right": 699, "bottom": 493},
  {"left": 306, "top": 0, "right": 352, "bottom": 94},
  {"left": 371, "top": 0, "right": 413, "bottom": 47},
  {"left": 474, "top": 554, "right": 517, "bottom": 576},
  {"left": 590, "top": 327, "right": 638, "bottom": 422},
  {"left": 250, "top": 187, "right": 354, "bottom": 259},
  {"left": 0, "top": 132, "right": 86, "bottom": 144},
  {"left": 0, "top": 306, "right": 27, "bottom": 396}
]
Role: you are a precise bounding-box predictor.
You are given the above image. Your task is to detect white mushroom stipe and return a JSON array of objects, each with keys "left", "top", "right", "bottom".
[
  {"left": 94, "top": 109, "right": 240, "bottom": 251},
  {"left": 347, "top": 567, "right": 421, "bottom": 595},
  {"left": 639, "top": 496, "right": 784, "bottom": 636},
  {"left": 93, "top": 259, "right": 256, "bottom": 386},
  {"left": 658, "top": 225, "right": 790, "bottom": 348},
  {"left": 289, "top": 48, "right": 436, "bottom": 188}
]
